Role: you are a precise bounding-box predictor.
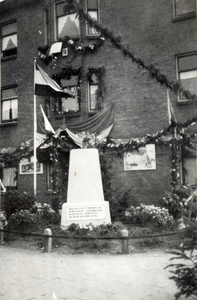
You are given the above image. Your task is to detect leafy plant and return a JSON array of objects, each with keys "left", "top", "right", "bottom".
[
  {"left": 165, "top": 223, "right": 197, "bottom": 299},
  {"left": 163, "top": 185, "right": 197, "bottom": 220},
  {"left": 125, "top": 204, "right": 175, "bottom": 231},
  {"left": 2, "top": 190, "right": 36, "bottom": 219}
]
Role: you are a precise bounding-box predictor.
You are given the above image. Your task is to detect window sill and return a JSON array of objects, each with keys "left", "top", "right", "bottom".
[
  {"left": 0, "top": 121, "right": 18, "bottom": 127},
  {"left": 177, "top": 99, "right": 191, "bottom": 105},
  {"left": 1, "top": 54, "right": 17, "bottom": 62},
  {"left": 172, "top": 12, "right": 196, "bottom": 22}
]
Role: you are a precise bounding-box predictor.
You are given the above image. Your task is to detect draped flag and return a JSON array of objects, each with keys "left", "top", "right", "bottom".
[
  {"left": 55, "top": 104, "right": 115, "bottom": 148},
  {"left": 167, "top": 89, "right": 177, "bottom": 125},
  {"left": 34, "top": 62, "right": 72, "bottom": 98},
  {"left": 36, "top": 106, "right": 54, "bottom": 148}
]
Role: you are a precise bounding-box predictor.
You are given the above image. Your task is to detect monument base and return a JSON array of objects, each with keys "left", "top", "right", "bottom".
[{"left": 61, "top": 202, "right": 111, "bottom": 228}]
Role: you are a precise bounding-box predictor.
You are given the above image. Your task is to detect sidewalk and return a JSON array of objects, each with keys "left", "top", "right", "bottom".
[{"left": 0, "top": 246, "right": 185, "bottom": 300}]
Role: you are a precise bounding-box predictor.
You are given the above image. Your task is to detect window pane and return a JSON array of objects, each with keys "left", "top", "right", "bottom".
[
  {"left": 2, "top": 99, "right": 18, "bottom": 121},
  {"left": 184, "top": 157, "right": 197, "bottom": 185},
  {"left": 56, "top": 2, "right": 65, "bottom": 17},
  {"left": 178, "top": 54, "right": 197, "bottom": 72},
  {"left": 58, "top": 13, "right": 79, "bottom": 38},
  {"left": 2, "top": 101, "right": 10, "bottom": 120},
  {"left": 87, "top": 0, "right": 98, "bottom": 10},
  {"left": 2, "top": 168, "right": 17, "bottom": 187},
  {"left": 90, "top": 84, "right": 98, "bottom": 110},
  {"left": 2, "top": 23, "right": 17, "bottom": 36},
  {"left": 175, "top": 0, "right": 196, "bottom": 16},
  {"left": 2, "top": 88, "right": 17, "bottom": 99},
  {"left": 180, "top": 70, "right": 197, "bottom": 94},
  {"left": 2, "top": 34, "right": 17, "bottom": 51},
  {"left": 61, "top": 95, "right": 79, "bottom": 112},
  {"left": 88, "top": 11, "right": 98, "bottom": 35}
]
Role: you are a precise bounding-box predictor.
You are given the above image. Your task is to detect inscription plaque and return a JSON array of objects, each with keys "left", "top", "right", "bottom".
[{"left": 67, "top": 205, "right": 105, "bottom": 220}]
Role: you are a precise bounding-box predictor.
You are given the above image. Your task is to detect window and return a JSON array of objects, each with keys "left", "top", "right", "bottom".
[
  {"left": 56, "top": 76, "right": 79, "bottom": 113},
  {"left": 87, "top": 0, "right": 99, "bottom": 36},
  {"left": 183, "top": 157, "right": 197, "bottom": 185},
  {"left": 177, "top": 53, "right": 197, "bottom": 101},
  {"left": 1, "top": 87, "right": 18, "bottom": 122},
  {"left": 1, "top": 167, "right": 17, "bottom": 189},
  {"left": 55, "top": 2, "right": 79, "bottom": 40},
  {"left": 174, "top": 0, "right": 196, "bottom": 18},
  {"left": 88, "top": 74, "right": 98, "bottom": 112},
  {"left": 1, "top": 21, "right": 17, "bottom": 57}
]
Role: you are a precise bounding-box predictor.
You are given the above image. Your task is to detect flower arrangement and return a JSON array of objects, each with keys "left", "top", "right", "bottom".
[{"left": 125, "top": 204, "right": 174, "bottom": 230}]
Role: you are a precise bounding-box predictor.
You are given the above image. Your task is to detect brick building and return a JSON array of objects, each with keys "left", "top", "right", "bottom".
[{"left": 0, "top": 0, "right": 196, "bottom": 207}]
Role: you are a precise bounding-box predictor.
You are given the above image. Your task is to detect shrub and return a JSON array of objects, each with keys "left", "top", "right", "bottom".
[
  {"left": 3, "top": 190, "right": 36, "bottom": 219},
  {"left": 6, "top": 210, "right": 38, "bottom": 232},
  {"left": 165, "top": 223, "right": 197, "bottom": 299},
  {"left": 125, "top": 204, "right": 175, "bottom": 231},
  {"left": 163, "top": 185, "right": 197, "bottom": 220}
]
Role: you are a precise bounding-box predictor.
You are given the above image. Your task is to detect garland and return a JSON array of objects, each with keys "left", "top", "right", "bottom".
[
  {"left": 64, "top": 0, "right": 197, "bottom": 103},
  {"left": 86, "top": 67, "right": 106, "bottom": 110},
  {"left": 38, "top": 36, "right": 105, "bottom": 65}
]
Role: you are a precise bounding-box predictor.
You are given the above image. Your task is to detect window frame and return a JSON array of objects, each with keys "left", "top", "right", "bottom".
[
  {"left": 54, "top": 1, "right": 80, "bottom": 41},
  {"left": 1, "top": 85, "right": 18, "bottom": 124},
  {"left": 1, "top": 20, "right": 17, "bottom": 58},
  {"left": 173, "top": 0, "right": 197, "bottom": 20},
  {"left": 176, "top": 52, "right": 197, "bottom": 102},
  {"left": 86, "top": 0, "right": 100, "bottom": 37}
]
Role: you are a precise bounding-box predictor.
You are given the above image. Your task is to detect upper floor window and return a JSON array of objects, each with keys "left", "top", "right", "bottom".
[
  {"left": 1, "top": 86, "right": 18, "bottom": 122},
  {"left": 177, "top": 53, "right": 197, "bottom": 101},
  {"left": 88, "top": 74, "right": 98, "bottom": 112},
  {"left": 87, "top": 0, "right": 99, "bottom": 36},
  {"left": 54, "top": 76, "right": 80, "bottom": 114},
  {"left": 55, "top": 2, "right": 79, "bottom": 40},
  {"left": 1, "top": 21, "right": 17, "bottom": 58},
  {"left": 174, "top": 0, "right": 196, "bottom": 18}
]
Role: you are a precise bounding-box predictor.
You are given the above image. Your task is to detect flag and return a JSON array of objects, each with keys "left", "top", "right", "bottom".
[
  {"left": 34, "top": 62, "right": 72, "bottom": 98},
  {"left": 167, "top": 89, "right": 177, "bottom": 125},
  {"left": 36, "top": 106, "right": 54, "bottom": 148},
  {"left": 49, "top": 42, "right": 62, "bottom": 55},
  {"left": 40, "top": 105, "right": 55, "bottom": 134}
]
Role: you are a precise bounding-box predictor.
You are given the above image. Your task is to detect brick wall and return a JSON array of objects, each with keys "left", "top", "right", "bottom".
[{"left": 1, "top": 0, "right": 196, "bottom": 206}]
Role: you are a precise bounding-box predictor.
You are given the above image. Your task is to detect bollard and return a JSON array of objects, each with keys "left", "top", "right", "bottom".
[
  {"left": 44, "top": 228, "right": 52, "bottom": 253},
  {"left": 0, "top": 226, "right": 3, "bottom": 246},
  {"left": 121, "top": 229, "right": 129, "bottom": 254}
]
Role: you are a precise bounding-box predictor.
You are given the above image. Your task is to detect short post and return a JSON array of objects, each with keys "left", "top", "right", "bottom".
[
  {"left": 0, "top": 226, "right": 3, "bottom": 246},
  {"left": 121, "top": 229, "right": 129, "bottom": 254},
  {"left": 44, "top": 228, "right": 52, "bottom": 253}
]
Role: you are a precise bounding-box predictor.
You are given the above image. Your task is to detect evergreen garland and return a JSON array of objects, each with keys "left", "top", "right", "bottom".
[{"left": 63, "top": 0, "right": 197, "bottom": 103}]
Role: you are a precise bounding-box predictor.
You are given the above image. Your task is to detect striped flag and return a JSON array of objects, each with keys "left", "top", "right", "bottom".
[
  {"left": 40, "top": 105, "right": 55, "bottom": 134},
  {"left": 34, "top": 62, "right": 72, "bottom": 98},
  {"left": 167, "top": 89, "right": 177, "bottom": 125}
]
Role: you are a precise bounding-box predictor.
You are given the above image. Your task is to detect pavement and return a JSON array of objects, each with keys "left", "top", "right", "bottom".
[{"left": 0, "top": 246, "right": 189, "bottom": 300}]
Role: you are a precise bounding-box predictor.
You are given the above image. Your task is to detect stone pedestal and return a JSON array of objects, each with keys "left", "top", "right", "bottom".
[{"left": 61, "top": 149, "right": 111, "bottom": 228}]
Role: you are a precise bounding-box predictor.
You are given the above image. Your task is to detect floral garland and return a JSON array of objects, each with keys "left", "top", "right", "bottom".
[
  {"left": 38, "top": 36, "right": 105, "bottom": 65},
  {"left": 64, "top": 0, "right": 197, "bottom": 103},
  {"left": 86, "top": 67, "right": 106, "bottom": 110}
]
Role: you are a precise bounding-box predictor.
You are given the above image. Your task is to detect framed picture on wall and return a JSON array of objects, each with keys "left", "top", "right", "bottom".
[
  {"left": 124, "top": 144, "right": 156, "bottom": 171},
  {"left": 19, "top": 157, "right": 43, "bottom": 174}
]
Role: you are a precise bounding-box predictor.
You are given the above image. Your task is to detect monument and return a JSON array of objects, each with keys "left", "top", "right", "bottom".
[{"left": 61, "top": 148, "right": 111, "bottom": 228}]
